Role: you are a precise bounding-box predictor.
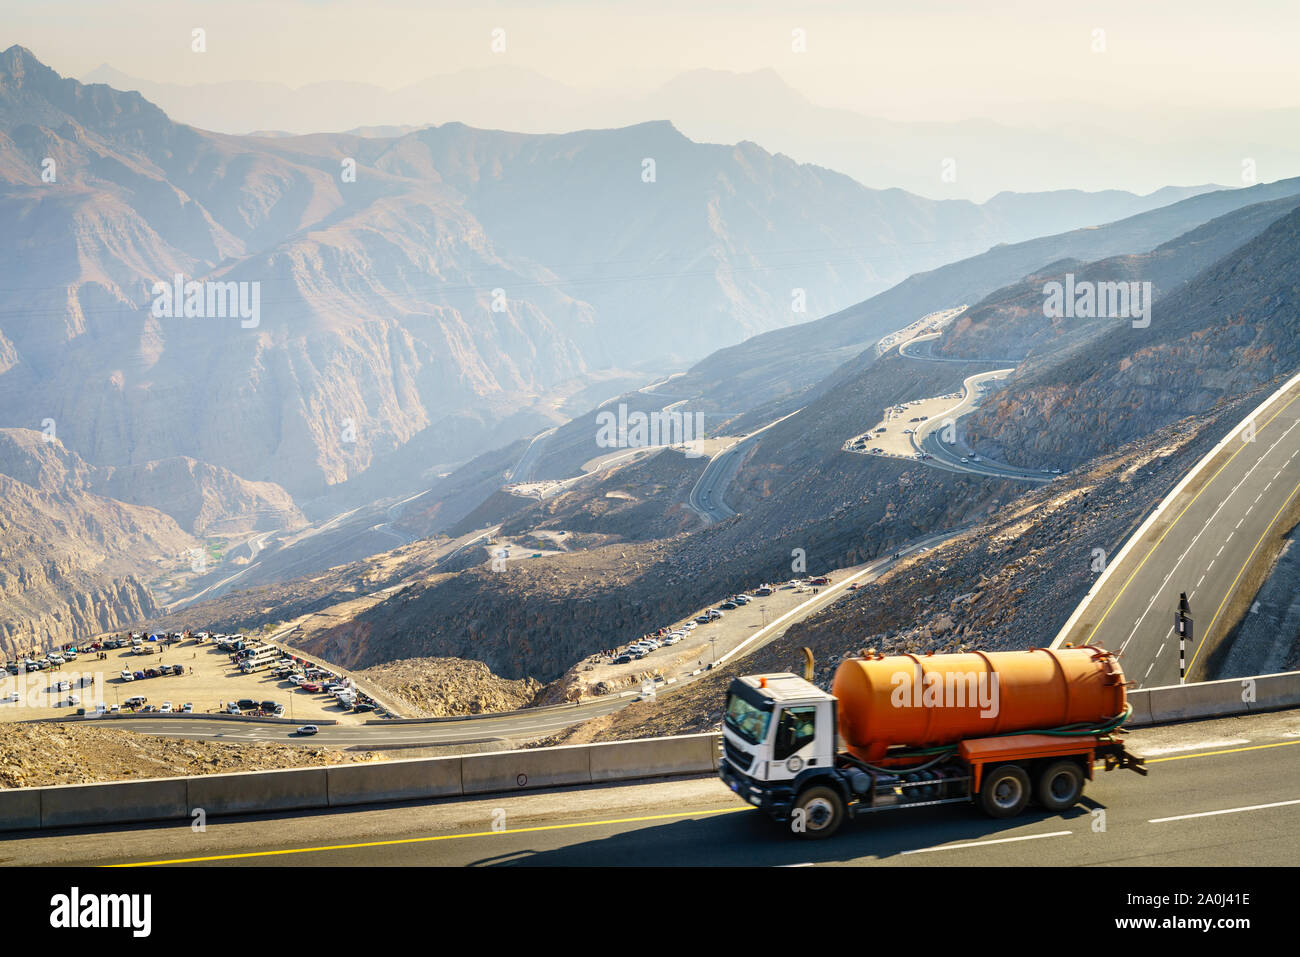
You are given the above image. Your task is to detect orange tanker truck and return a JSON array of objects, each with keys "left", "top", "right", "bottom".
[{"left": 718, "top": 646, "right": 1146, "bottom": 838}]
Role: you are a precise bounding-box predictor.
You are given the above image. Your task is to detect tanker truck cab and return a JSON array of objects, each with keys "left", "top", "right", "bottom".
[{"left": 720, "top": 673, "right": 838, "bottom": 816}]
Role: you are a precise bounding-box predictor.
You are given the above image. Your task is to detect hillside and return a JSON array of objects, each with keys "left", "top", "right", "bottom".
[{"left": 967, "top": 205, "right": 1300, "bottom": 468}]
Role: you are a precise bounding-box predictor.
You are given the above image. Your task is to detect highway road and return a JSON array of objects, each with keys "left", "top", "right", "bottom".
[
  {"left": 897, "top": 331, "right": 1018, "bottom": 365},
  {"left": 687, "top": 409, "right": 803, "bottom": 523},
  {"left": 507, "top": 427, "right": 556, "bottom": 483},
  {"left": 913, "top": 369, "right": 1053, "bottom": 483},
  {"left": 1057, "top": 376, "right": 1300, "bottom": 687},
  {"left": 12, "top": 709, "right": 1297, "bottom": 866}
]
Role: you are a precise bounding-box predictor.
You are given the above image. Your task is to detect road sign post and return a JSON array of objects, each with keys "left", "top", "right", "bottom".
[{"left": 1175, "top": 592, "right": 1193, "bottom": 685}]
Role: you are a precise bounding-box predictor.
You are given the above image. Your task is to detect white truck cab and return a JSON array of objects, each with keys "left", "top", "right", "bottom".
[{"left": 719, "top": 673, "right": 837, "bottom": 808}]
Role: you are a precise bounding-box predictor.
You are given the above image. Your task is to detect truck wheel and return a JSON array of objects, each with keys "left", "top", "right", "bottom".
[
  {"left": 1036, "top": 760, "right": 1084, "bottom": 812},
  {"left": 791, "top": 786, "right": 844, "bottom": 839},
  {"left": 978, "top": 764, "right": 1030, "bottom": 818}
]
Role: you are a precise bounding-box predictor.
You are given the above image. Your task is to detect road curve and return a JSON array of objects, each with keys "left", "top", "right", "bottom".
[{"left": 687, "top": 409, "right": 803, "bottom": 523}]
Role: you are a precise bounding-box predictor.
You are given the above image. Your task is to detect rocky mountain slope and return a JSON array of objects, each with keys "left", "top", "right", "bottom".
[
  {"left": 0, "top": 434, "right": 199, "bottom": 656},
  {"left": 967, "top": 205, "right": 1300, "bottom": 469},
  {"left": 0, "top": 428, "right": 304, "bottom": 536},
  {"left": 2, "top": 44, "right": 1162, "bottom": 511},
  {"left": 541, "top": 389, "right": 1270, "bottom": 743}
]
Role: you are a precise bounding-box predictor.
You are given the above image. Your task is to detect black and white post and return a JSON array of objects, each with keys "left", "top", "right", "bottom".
[{"left": 1175, "top": 592, "right": 1193, "bottom": 685}]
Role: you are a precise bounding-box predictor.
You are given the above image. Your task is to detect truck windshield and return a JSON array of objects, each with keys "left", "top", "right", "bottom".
[{"left": 725, "top": 691, "right": 773, "bottom": 745}]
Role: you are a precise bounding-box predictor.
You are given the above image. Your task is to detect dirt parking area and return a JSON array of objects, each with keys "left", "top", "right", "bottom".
[
  {"left": 0, "top": 640, "right": 370, "bottom": 725},
  {"left": 580, "top": 574, "right": 862, "bottom": 691},
  {"left": 847, "top": 394, "right": 963, "bottom": 459}
]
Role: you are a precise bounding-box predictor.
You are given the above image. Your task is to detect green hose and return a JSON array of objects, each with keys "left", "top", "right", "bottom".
[{"left": 871, "top": 702, "right": 1134, "bottom": 764}]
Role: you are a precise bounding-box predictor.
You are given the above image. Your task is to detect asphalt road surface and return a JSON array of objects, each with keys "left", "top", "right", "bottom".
[
  {"left": 1058, "top": 377, "right": 1300, "bottom": 686},
  {"left": 913, "top": 369, "right": 1052, "bottom": 483},
  {"left": 13, "top": 709, "right": 1296, "bottom": 866},
  {"left": 688, "top": 409, "right": 802, "bottom": 523}
]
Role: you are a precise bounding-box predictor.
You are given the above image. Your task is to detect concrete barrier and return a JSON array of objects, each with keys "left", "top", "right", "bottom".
[
  {"left": 39, "top": 777, "right": 187, "bottom": 829},
  {"left": 0, "top": 787, "right": 41, "bottom": 831},
  {"left": 1143, "top": 671, "right": 1300, "bottom": 723},
  {"left": 461, "top": 743, "right": 592, "bottom": 795},
  {"left": 588, "top": 733, "right": 717, "bottom": 783},
  {"left": 1248, "top": 671, "right": 1300, "bottom": 714},
  {"left": 187, "top": 766, "right": 328, "bottom": 815},
  {"left": 1125, "top": 689, "right": 1154, "bottom": 728},
  {"left": 326, "top": 756, "right": 463, "bottom": 807}
]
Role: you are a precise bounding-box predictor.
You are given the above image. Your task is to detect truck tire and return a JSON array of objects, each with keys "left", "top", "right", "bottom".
[
  {"left": 978, "top": 764, "right": 1030, "bottom": 818},
  {"left": 791, "top": 785, "right": 844, "bottom": 839},
  {"left": 1036, "top": 759, "right": 1085, "bottom": 812}
]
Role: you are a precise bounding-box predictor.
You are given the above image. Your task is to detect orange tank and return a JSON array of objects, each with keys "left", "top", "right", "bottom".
[{"left": 831, "top": 647, "right": 1127, "bottom": 762}]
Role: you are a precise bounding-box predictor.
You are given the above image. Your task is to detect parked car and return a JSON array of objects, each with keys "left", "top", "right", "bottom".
[
  {"left": 273, "top": 705, "right": 285, "bottom": 717},
  {"left": 119, "top": 670, "right": 134, "bottom": 681},
  {"left": 297, "top": 725, "right": 319, "bottom": 736},
  {"left": 159, "top": 702, "right": 173, "bottom": 713},
  {"left": 132, "top": 671, "right": 145, "bottom": 681},
  {"left": 612, "top": 654, "right": 631, "bottom": 664},
  {"left": 300, "top": 683, "right": 321, "bottom": 693},
  {"left": 182, "top": 702, "right": 194, "bottom": 713},
  {"left": 719, "top": 601, "right": 737, "bottom": 610}
]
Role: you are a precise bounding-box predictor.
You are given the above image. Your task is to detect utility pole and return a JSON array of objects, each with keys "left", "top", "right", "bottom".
[{"left": 1175, "top": 592, "right": 1193, "bottom": 685}]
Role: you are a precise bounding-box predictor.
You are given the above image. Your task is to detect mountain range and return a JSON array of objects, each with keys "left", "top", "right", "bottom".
[{"left": 82, "top": 62, "right": 1300, "bottom": 201}]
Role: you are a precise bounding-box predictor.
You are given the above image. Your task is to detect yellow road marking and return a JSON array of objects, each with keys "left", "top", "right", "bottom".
[
  {"left": 1187, "top": 477, "right": 1300, "bottom": 673},
  {"left": 107, "top": 739, "right": 1300, "bottom": 866},
  {"left": 1143, "top": 738, "right": 1300, "bottom": 764},
  {"left": 1083, "top": 388, "right": 1300, "bottom": 645},
  {"left": 106, "top": 805, "right": 752, "bottom": 866}
]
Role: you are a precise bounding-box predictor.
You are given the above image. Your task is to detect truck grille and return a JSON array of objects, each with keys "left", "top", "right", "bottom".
[{"left": 723, "top": 737, "right": 753, "bottom": 773}]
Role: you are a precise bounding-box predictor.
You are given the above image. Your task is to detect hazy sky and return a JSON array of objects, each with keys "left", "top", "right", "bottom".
[{"left": 8, "top": 0, "right": 1300, "bottom": 122}]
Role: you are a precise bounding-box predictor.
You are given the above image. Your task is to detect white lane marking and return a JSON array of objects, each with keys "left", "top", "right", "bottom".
[
  {"left": 1145, "top": 662, "right": 1155, "bottom": 678},
  {"left": 1217, "top": 545, "right": 1225, "bottom": 556},
  {"left": 902, "top": 830, "right": 1071, "bottom": 855},
  {"left": 1197, "top": 575, "right": 1205, "bottom": 587},
  {"left": 1150, "top": 798, "right": 1300, "bottom": 823},
  {"left": 1156, "top": 642, "right": 1165, "bottom": 657},
  {"left": 1139, "top": 738, "right": 1249, "bottom": 756},
  {"left": 1113, "top": 420, "right": 1298, "bottom": 655}
]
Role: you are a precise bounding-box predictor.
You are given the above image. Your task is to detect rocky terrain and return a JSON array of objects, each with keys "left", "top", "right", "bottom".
[
  {"left": 541, "top": 388, "right": 1268, "bottom": 743},
  {"left": 0, "top": 428, "right": 305, "bottom": 536},
  {"left": 966, "top": 205, "right": 1300, "bottom": 470},
  {"left": 0, "top": 722, "right": 380, "bottom": 789},
  {"left": 356, "top": 656, "right": 542, "bottom": 716}
]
